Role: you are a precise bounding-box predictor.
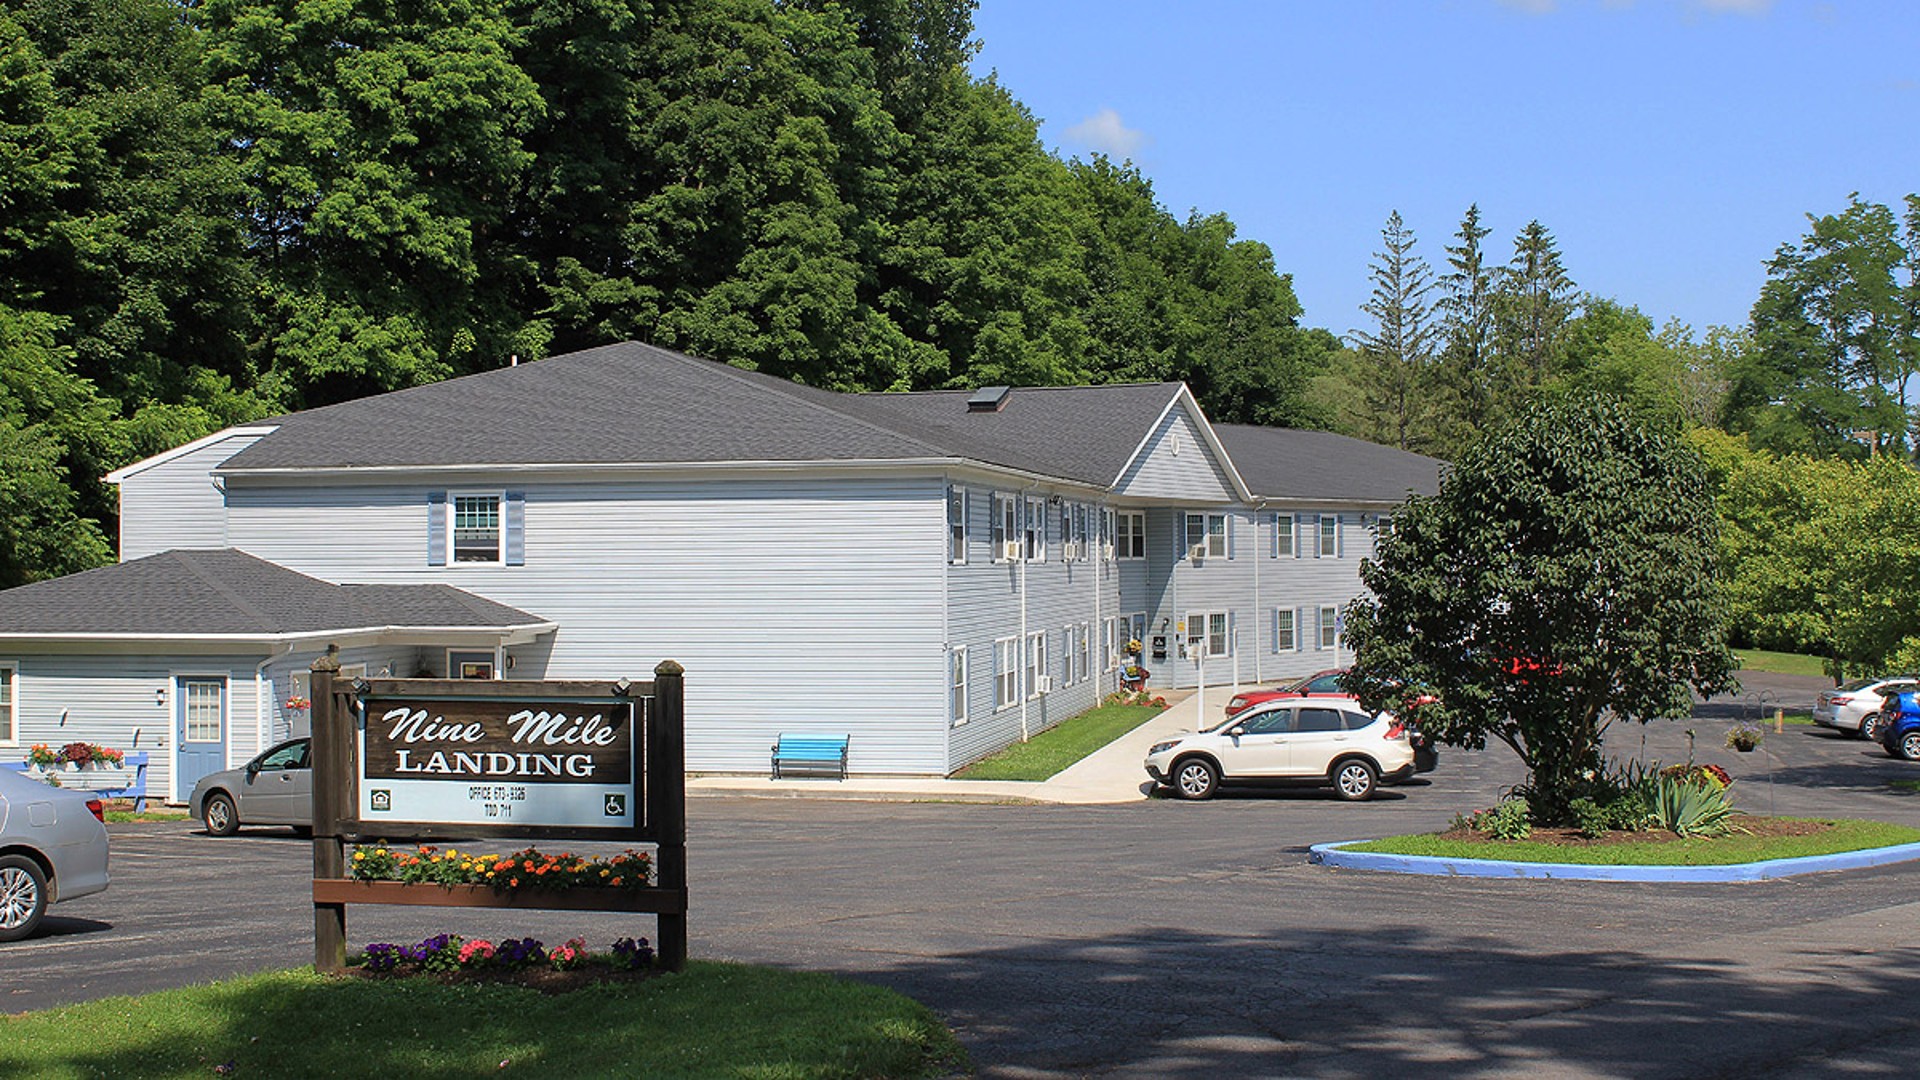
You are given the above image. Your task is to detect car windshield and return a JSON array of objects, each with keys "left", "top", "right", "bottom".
[{"left": 1840, "top": 677, "right": 1881, "bottom": 692}]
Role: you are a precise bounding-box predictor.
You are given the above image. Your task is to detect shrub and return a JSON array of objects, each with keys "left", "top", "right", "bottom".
[
  {"left": 1569, "top": 797, "right": 1610, "bottom": 839},
  {"left": 1478, "top": 797, "right": 1533, "bottom": 840},
  {"left": 1652, "top": 773, "right": 1735, "bottom": 837}
]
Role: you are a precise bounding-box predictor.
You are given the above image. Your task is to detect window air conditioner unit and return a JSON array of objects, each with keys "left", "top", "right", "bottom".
[
  {"left": 1190, "top": 543, "right": 1210, "bottom": 561},
  {"left": 1001, "top": 540, "right": 1023, "bottom": 560},
  {"left": 1033, "top": 675, "right": 1053, "bottom": 694}
]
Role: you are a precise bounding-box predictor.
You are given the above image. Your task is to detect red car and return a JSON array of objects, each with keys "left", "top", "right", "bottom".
[{"left": 1223, "top": 669, "right": 1351, "bottom": 718}]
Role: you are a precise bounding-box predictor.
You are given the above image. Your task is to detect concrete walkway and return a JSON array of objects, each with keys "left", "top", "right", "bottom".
[{"left": 684, "top": 689, "right": 1213, "bottom": 805}]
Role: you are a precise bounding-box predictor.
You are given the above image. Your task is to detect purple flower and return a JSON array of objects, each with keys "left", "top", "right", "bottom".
[
  {"left": 610, "top": 936, "right": 654, "bottom": 970},
  {"left": 495, "top": 937, "right": 546, "bottom": 967},
  {"left": 363, "top": 943, "right": 404, "bottom": 972}
]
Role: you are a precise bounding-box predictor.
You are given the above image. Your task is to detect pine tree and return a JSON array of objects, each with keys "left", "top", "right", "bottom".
[
  {"left": 1435, "top": 204, "right": 1497, "bottom": 452},
  {"left": 1347, "top": 210, "right": 1439, "bottom": 451},
  {"left": 1497, "top": 220, "right": 1577, "bottom": 385}
]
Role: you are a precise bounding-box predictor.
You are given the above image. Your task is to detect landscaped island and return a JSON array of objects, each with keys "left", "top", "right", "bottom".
[{"left": 1344, "top": 816, "right": 1920, "bottom": 867}]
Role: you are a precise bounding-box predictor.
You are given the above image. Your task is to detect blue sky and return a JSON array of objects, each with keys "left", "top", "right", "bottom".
[{"left": 970, "top": 0, "right": 1920, "bottom": 340}]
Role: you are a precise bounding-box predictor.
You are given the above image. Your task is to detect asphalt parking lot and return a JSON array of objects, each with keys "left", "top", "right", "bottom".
[{"left": 10, "top": 693, "right": 1920, "bottom": 1078}]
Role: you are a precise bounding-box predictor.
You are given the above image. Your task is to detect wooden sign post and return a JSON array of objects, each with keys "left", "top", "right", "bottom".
[{"left": 307, "top": 647, "right": 687, "bottom": 973}]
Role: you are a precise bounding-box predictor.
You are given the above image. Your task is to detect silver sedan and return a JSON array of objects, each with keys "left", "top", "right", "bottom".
[
  {"left": 188, "top": 738, "right": 313, "bottom": 837},
  {"left": 0, "top": 768, "right": 110, "bottom": 941}
]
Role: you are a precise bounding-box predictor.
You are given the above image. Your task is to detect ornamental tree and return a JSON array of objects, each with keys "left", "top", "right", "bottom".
[{"left": 1342, "top": 397, "right": 1737, "bottom": 824}]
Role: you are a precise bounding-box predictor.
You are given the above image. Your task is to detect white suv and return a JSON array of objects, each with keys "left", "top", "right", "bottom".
[
  {"left": 1814, "top": 676, "right": 1919, "bottom": 742},
  {"left": 1144, "top": 699, "right": 1416, "bottom": 801}
]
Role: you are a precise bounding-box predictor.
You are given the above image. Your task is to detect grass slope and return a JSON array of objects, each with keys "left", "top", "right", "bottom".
[
  {"left": 0, "top": 962, "right": 965, "bottom": 1080},
  {"left": 1346, "top": 818, "right": 1920, "bottom": 866},
  {"left": 1734, "top": 649, "right": 1830, "bottom": 679},
  {"left": 954, "top": 703, "right": 1163, "bottom": 781}
]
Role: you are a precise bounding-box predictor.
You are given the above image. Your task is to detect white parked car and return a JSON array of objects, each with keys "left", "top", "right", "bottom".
[
  {"left": 1814, "top": 676, "right": 1919, "bottom": 741},
  {"left": 1144, "top": 699, "right": 1416, "bottom": 801}
]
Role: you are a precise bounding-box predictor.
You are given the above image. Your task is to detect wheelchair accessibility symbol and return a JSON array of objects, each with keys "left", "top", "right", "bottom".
[{"left": 604, "top": 793, "right": 626, "bottom": 817}]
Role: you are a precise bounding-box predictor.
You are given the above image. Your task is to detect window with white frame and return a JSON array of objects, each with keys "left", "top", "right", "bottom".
[
  {"left": 0, "top": 663, "right": 14, "bottom": 744},
  {"left": 992, "top": 493, "right": 1018, "bottom": 562},
  {"left": 1273, "top": 513, "right": 1295, "bottom": 558},
  {"left": 1117, "top": 511, "right": 1145, "bottom": 559},
  {"left": 995, "top": 637, "right": 1018, "bottom": 708},
  {"left": 1077, "top": 504, "right": 1092, "bottom": 561},
  {"left": 1318, "top": 513, "right": 1339, "bottom": 558},
  {"left": 1101, "top": 508, "right": 1116, "bottom": 561},
  {"left": 1103, "top": 617, "right": 1119, "bottom": 671},
  {"left": 1024, "top": 496, "right": 1046, "bottom": 561},
  {"left": 1125, "top": 612, "right": 1147, "bottom": 653},
  {"left": 950, "top": 647, "right": 968, "bottom": 725},
  {"left": 1319, "top": 604, "right": 1341, "bottom": 649},
  {"left": 1186, "top": 611, "right": 1230, "bottom": 659},
  {"left": 1186, "top": 513, "right": 1227, "bottom": 560},
  {"left": 1074, "top": 623, "right": 1090, "bottom": 684},
  {"left": 1026, "top": 630, "right": 1048, "bottom": 697},
  {"left": 1061, "top": 503, "right": 1082, "bottom": 561},
  {"left": 1274, "top": 609, "right": 1296, "bottom": 652},
  {"left": 451, "top": 493, "right": 504, "bottom": 563},
  {"left": 947, "top": 487, "right": 968, "bottom": 565},
  {"left": 182, "top": 677, "right": 225, "bottom": 742}
]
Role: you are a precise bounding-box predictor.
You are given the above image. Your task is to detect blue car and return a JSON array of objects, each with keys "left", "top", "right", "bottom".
[{"left": 1878, "top": 690, "right": 1920, "bottom": 761}]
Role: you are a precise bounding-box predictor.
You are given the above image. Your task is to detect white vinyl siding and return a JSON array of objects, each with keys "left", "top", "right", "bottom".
[
  {"left": 113, "top": 429, "right": 270, "bottom": 560},
  {"left": 1113, "top": 400, "right": 1236, "bottom": 502},
  {"left": 994, "top": 637, "right": 1019, "bottom": 710}
]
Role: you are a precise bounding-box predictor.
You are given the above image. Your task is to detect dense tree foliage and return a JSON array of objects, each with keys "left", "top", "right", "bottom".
[
  {"left": 1344, "top": 399, "right": 1738, "bottom": 823},
  {"left": 0, "top": 0, "right": 1331, "bottom": 586}
]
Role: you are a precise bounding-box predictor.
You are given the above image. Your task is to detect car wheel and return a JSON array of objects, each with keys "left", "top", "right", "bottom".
[
  {"left": 0, "top": 855, "right": 49, "bottom": 942},
  {"left": 1173, "top": 758, "right": 1218, "bottom": 800},
  {"left": 203, "top": 792, "right": 240, "bottom": 837},
  {"left": 1332, "top": 759, "right": 1378, "bottom": 801},
  {"left": 1901, "top": 731, "right": 1920, "bottom": 762},
  {"left": 1860, "top": 713, "right": 1884, "bottom": 742}
]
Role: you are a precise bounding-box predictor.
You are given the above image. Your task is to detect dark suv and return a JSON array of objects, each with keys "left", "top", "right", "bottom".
[{"left": 1876, "top": 690, "right": 1920, "bottom": 760}]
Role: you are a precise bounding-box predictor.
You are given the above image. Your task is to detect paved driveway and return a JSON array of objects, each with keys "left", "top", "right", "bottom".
[{"left": 10, "top": 706, "right": 1920, "bottom": 1078}]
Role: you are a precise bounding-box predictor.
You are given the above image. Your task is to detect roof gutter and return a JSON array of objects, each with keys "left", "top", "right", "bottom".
[{"left": 0, "top": 620, "right": 560, "bottom": 645}]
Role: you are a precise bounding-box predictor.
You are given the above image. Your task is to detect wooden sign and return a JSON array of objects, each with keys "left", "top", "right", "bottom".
[
  {"left": 358, "top": 690, "right": 641, "bottom": 831},
  {"left": 306, "top": 656, "right": 688, "bottom": 975}
]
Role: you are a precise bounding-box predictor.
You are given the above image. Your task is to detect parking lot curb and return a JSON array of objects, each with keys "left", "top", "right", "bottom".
[{"left": 1307, "top": 839, "right": 1920, "bottom": 882}]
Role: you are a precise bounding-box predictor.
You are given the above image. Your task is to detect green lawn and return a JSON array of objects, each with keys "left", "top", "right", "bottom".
[
  {"left": 1733, "top": 648, "right": 1830, "bottom": 679},
  {"left": 1893, "top": 780, "right": 1920, "bottom": 794},
  {"left": 1345, "top": 818, "right": 1920, "bottom": 866},
  {"left": 954, "top": 703, "right": 1164, "bottom": 781},
  {"left": 104, "top": 808, "right": 190, "bottom": 823},
  {"left": 0, "top": 962, "right": 964, "bottom": 1080}
]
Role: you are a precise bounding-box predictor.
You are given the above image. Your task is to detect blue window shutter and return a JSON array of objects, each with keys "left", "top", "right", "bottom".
[
  {"left": 426, "top": 491, "right": 447, "bottom": 566},
  {"left": 504, "top": 491, "right": 526, "bottom": 566}
]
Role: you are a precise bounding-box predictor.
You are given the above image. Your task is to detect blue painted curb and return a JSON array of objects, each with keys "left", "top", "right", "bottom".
[{"left": 1307, "top": 839, "right": 1920, "bottom": 882}]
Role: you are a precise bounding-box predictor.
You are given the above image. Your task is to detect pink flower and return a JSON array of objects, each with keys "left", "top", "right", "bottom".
[{"left": 458, "top": 939, "right": 496, "bottom": 966}]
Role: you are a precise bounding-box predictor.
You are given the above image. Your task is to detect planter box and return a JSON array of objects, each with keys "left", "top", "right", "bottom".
[{"left": 312, "top": 878, "right": 685, "bottom": 914}]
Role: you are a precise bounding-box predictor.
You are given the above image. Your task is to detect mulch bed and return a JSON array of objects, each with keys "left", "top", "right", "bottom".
[
  {"left": 353, "top": 963, "right": 659, "bottom": 995},
  {"left": 1439, "top": 814, "right": 1832, "bottom": 847}
]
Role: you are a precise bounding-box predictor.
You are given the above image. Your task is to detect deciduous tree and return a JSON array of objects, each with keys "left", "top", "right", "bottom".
[{"left": 1344, "top": 398, "right": 1737, "bottom": 823}]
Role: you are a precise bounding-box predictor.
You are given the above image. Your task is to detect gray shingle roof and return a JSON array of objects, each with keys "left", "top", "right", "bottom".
[
  {"left": 215, "top": 341, "right": 1186, "bottom": 488},
  {"left": 1214, "top": 424, "right": 1445, "bottom": 504},
  {"left": 0, "top": 550, "right": 546, "bottom": 637}
]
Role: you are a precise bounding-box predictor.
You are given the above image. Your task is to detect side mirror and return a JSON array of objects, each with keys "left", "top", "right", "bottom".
[
  {"left": 245, "top": 762, "right": 261, "bottom": 778},
  {"left": 1227, "top": 725, "right": 1245, "bottom": 739}
]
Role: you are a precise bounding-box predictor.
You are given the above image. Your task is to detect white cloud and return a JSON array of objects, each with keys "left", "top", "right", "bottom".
[{"left": 1062, "top": 108, "right": 1147, "bottom": 158}]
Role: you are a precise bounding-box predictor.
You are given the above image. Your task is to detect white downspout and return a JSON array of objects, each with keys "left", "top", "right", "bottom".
[
  {"left": 1252, "top": 500, "right": 1264, "bottom": 687},
  {"left": 255, "top": 643, "right": 293, "bottom": 752}
]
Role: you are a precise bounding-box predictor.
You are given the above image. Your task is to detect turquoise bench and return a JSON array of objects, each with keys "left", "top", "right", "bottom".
[
  {"left": 771, "top": 734, "right": 849, "bottom": 780},
  {"left": 3, "top": 752, "right": 151, "bottom": 811}
]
